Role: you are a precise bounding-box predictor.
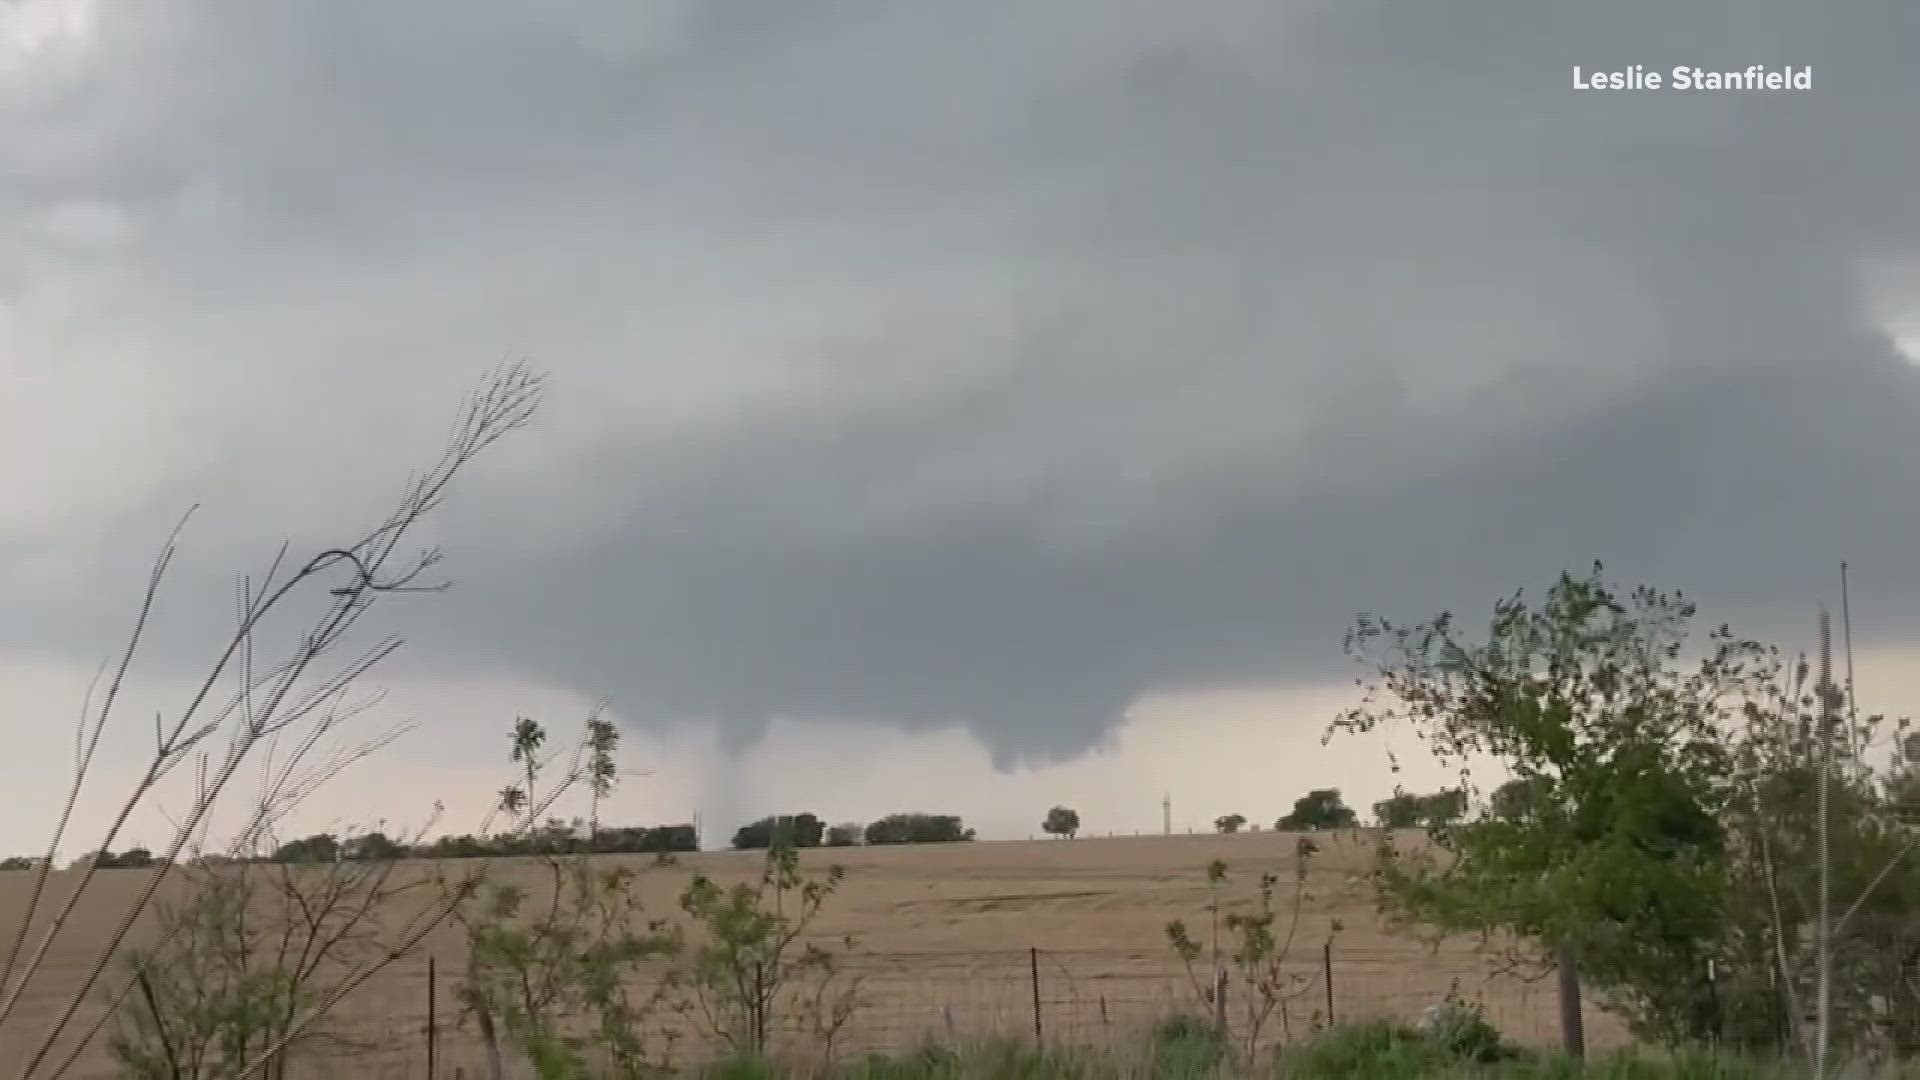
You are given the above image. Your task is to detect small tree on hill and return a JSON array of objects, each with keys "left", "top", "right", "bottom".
[
  {"left": 1275, "top": 789, "right": 1357, "bottom": 831},
  {"left": 1214, "top": 813, "right": 1247, "bottom": 834},
  {"left": 1042, "top": 806, "right": 1080, "bottom": 839}
]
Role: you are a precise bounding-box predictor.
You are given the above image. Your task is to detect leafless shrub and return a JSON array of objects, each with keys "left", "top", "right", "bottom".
[{"left": 0, "top": 363, "right": 546, "bottom": 1080}]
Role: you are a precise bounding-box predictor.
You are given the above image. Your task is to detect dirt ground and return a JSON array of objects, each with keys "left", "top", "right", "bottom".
[{"left": 0, "top": 829, "right": 1624, "bottom": 1077}]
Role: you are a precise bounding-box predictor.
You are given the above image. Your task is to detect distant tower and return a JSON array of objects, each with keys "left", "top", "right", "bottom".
[
  {"left": 1162, "top": 793, "right": 1171, "bottom": 836},
  {"left": 693, "top": 810, "right": 703, "bottom": 850}
]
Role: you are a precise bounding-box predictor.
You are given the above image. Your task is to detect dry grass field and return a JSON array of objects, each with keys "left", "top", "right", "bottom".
[{"left": 0, "top": 829, "right": 1626, "bottom": 1078}]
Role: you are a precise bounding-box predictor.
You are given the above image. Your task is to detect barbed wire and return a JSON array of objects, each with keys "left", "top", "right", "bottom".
[{"left": 322, "top": 940, "right": 1601, "bottom": 1075}]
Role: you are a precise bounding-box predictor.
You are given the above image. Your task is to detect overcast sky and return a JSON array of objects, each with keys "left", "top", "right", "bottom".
[{"left": 4, "top": 1, "right": 1920, "bottom": 855}]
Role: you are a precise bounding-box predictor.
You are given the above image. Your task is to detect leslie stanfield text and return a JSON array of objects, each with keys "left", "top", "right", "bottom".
[{"left": 1573, "top": 66, "right": 1811, "bottom": 91}]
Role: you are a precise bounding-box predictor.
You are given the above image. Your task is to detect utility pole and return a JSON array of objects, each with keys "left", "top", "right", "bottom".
[
  {"left": 1842, "top": 562, "right": 1860, "bottom": 755},
  {"left": 1816, "top": 606, "right": 1834, "bottom": 1080},
  {"left": 1163, "top": 793, "right": 1171, "bottom": 836}
]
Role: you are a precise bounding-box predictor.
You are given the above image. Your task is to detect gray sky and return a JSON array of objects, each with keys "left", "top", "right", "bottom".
[{"left": 4, "top": 1, "right": 1920, "bottom": 853}]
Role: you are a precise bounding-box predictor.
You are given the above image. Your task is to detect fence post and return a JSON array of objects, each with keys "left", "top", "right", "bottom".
[
  {"left": 1213, "top": 968, "right": 1229, "bottom": 1039},
  {"left": 1030, "top": 946, "right": 1043, "bottom": 1046},
  {"left": 1556, "top": 940, "right": 1586, "bottom": 1059},
  {"left": 1323, "top": 940, "right": 1334, "bottom": 1026},
  {"left": 426, "top": 954, "right": 438, "bottom": 1080}
]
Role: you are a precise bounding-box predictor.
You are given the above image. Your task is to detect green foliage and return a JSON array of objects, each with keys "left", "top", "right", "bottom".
[
  {"left": 1148, "top": 1012, "right": 1229, "bottom": 1076},
  {"left": 1215, "top": 813, "right": 1248, "bottom": 834},
  {"left": 1717, "top": 653, "right": 1920, "bottom": 1056},
  {"left": 1331, "top": 566, "right": 1755, "bottom": 1047},
  {"left": 1276, "top": 1023, "right": 1800, "bottom": 1080},
  {"left": 415, "top": 821, "right": 697, "bottom": 860},
  {"left": 1490, "top": 778, "right": 1539, "bottom": 822},
  {"left": 1374, "top": 788, "right": 1469, "bottom": 829},
  {"left": 1042, "top": 806, "right": 1081, "bottom": 839},
  {"left": 863, "top": 813, "right": 974, "bottom": 845},
  {"left": 457, "top": 714, "right": 684, "bottom": 1078},
  {"left": 108, "top": 841, "right": 424, "bottom": 1079},
  {"left": 676, "top": 836, "right": 861, "bottom": 1061},
  {"left": 81, "top": 847, "right": 163, "bottom": 870},
  {"left": 825, "top": 822, "right": 864, "bottom": 847},
  {"left": 732, "top": 813, "right": 826, "bottom": 851},
  {"left": 269, "top": 833, "right": 340, "bottom": 864},
  {"left": 459, "top": 859, "right": 681, "bottom": 1078},
  {"left": 832, "top": 1038, "right": 1098, "bottom": 1079},
  {"left": 342, "top": 830, "right": 404, "bottom": 861},
  {"left": 1165, "top": 839, "right": 1332, "bottom": 1067},
  {"left": 1418, "top": 995, "right": 1515, "bottom": 1063},
  {"left": 702, "top": 1031, "right": 1821, "bottom": 1079},
  {"left": 1278, "top": 1019, "right": 1460, "bottom": 1077},
  {"left": 1276, "top": 789, "right": 1358, "bottom": 831},
  {"left": 108, "top": 871, "right": 301, "bottom": 1080}
]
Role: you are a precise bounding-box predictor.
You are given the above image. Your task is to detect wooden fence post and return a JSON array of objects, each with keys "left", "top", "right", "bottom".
[
  {"left": 1557, "top": 940, "right": 1586, "bottom": 1059},
  {"left": 1213, "top": 968, "right": 1229, "bottom": 1040}
]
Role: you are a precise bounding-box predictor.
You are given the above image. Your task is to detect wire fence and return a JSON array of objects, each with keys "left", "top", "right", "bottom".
[{"left": 326, "top": 941, "right": 1613, "bottom": 1078}]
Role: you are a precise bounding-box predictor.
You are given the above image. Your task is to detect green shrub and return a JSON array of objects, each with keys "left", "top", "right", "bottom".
[
  {"left": 836, "top": 1037, "right": 1089, "bottom": 1078},
  {"left": 1418, "top": 998, "right": 1515, "bottom": 1064},
  {"left": 1149, "top": 1012, "right": 1228, "bottom": 1076},
  {"left": 1279, "top": 1019, "right": 1457, "bottom": 1078}
]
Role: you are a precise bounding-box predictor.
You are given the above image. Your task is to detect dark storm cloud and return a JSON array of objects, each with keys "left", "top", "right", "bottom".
[{"left": 5, "top": 1, "right": 1920, "bottom": 767}]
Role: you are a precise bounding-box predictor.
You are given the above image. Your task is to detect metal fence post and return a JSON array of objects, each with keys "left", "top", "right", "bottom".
[
  {"left": 1030, "top": 946, "right": 1043, "bottom": 1045},
  {"left": 426, "top": 954, "right": 437, "bottom": 1080},
  {"left": 1323, "top": 940, "right": 1335, "bottom": 1026}
]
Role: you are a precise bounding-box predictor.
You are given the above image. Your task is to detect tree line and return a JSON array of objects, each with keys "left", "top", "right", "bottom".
[
  {"left": 0, "top": 818, "right": 703, "bottom": 871},
  {"left": 1209, "top": 781, "right": 1524, "bottom": 834},
  {"left": 729, "top": 811, "right": 977, "bottom": 850}
]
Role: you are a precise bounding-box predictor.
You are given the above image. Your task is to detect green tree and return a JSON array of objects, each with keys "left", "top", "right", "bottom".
[
  {"left": 1718, "top": 653, "right": 1920, "bottom": 1059},
  {"left": 269, "top": 834, "right": 340, "bottom": 865},
  {"left": 863, "top": 813, "right": 974, "bottom": 845},
  {"left": 676, "top": 835, "right": 860, "bottom": 1062},
  {"left": 457, "top": 715, "right": 681, "bottom": 1078},
  {"left": 1329, "top": 565, "right": 1748, "bottom": 1046},
  {"left": 1275, "top": 789, "right": 1357, "bottom": 831},
  {"left": 343, "top": 831, "right": 405, "bottom": 861},
  {"left": 1419, "top": 788, "right": 1468, "bottom": 827},
  {"left": 1042, "top": 805, "right": 1081, "bottom": 839},
  {"left": 1489, "top": 778, "right": 1538, "bottom": 822},
  {"left": 731, "top": 813, "right": 824, "bottom": 851},
  {"left": 1166, "top": 839, "right": 1334, "bottom": 1066},
  {"left": 1214, "top": 813, "right": 1248, "bottom": 834},
  {"left": 1372, "top": 792, "right": 1423, "bottom": 829}
]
